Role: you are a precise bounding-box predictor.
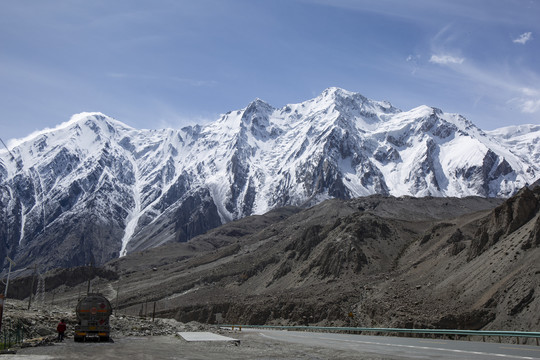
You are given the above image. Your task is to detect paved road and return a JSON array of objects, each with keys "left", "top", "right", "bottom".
[
  {"left": 0, "top": 333, "right": 395, "bottom": 360},
  {"left": 5, "top": 331, "right": 540, "bottom": 359},
  {"left": 249, "top": 328, "right": 540, "bottom": 359}
]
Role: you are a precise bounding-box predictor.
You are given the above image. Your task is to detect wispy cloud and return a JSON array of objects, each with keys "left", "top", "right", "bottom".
[
  {"left": 518, "top": 98, "right": 540, "bottom": 113},
  {"left": 513, "top": 32, "right": 532, "bottom": 44},
  {"left": 510, "top": 88, "right": 540, "bottom": 113},
  {"left": 429, "top": 54, "right": 464, "bottom": 65},
  {"left": 172, "top": 77, "right": 218, "bottom": 87},
  {"left": 438, "top": 59, "right": 540, "bottom": 115},
  {"left": 428, "top": 25, "right": 466, "bottom": 67},
  {"left": 420, "top": 21, "right": 539, "bottom": 118},
  {"left": 107, "top": 73, "right": 217, "bottom": 87},
  {"left": 107, "top": 73, "right": 157, "bottom": 80},
  {"left": 303, "top": 0, "right": 523, "bottom": 27},
  {"left": 406, "top": 54, "right": 421, "bottom": 74}
]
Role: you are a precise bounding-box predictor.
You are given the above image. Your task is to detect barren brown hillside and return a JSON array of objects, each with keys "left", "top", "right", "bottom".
[{"left": 7, "top": 187, "right": 540, "bottom": 333}]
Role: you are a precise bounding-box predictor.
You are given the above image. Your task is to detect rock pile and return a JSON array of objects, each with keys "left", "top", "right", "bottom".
[
  {"left": 0, "top": 298, "right": 209, "bottom": 347},
  {"left": 110, "top": 316, "right": 209, "bottom": 337}
]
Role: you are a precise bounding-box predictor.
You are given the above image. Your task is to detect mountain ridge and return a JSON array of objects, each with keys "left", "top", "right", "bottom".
[
  {"left": 9, "top": 186, "right": 538, "bottom": 332},
  {"left": 1, "top": 88, "right": 538, "bottom": 270}
]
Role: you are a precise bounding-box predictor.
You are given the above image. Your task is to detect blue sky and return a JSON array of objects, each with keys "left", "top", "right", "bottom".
[{"left": 1, "top": 0, "right": 539, "bottom": 143}]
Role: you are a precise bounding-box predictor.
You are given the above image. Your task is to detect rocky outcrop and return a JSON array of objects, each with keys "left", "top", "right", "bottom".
[
  {"left": 469, "top": 186, "right": 539, "bottom": 259},
  {"left": 528, "top": 215, "right": 540, "bottom": 248}
]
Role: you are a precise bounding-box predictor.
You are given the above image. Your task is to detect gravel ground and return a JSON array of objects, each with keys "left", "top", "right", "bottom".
[
  {"left": 0, "top": 299, "right": 210, "bottom": 339},
  {"left": 6, "top": 332, "right": 405, "bottom": 360},
  {"left": 1, "top": 299, "right": 403, "bottom": 359}
]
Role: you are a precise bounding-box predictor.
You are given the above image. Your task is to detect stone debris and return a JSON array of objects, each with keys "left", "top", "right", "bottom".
[{"left": 0, "top": 299, "right": 210, "bottom": 348}]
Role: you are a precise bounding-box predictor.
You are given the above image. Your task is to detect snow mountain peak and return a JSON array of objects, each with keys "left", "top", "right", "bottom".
[
  {"left": 1, "top": 88, "right": 538, "bottom": 270},
  {"left": 246, "top": 97, "right": 273, "bottom": 110}
]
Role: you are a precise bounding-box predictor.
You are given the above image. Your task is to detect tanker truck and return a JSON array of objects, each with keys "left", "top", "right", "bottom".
[{"left": 74, "top": 293, "right": 112, "bottom": 342}]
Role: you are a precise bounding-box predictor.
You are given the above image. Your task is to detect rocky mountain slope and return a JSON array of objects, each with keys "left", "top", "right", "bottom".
[
  {"left": 1, "top": 88, "right": 538, "bottom": 270},
  {"left": 104, "top": 183, "right": 539, "bottom": 333},
  {"left": 8, "top": 185, "right": 539, "bottom": 334}
]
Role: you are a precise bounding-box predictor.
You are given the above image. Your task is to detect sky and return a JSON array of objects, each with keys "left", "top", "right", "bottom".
[{"left": 1, "top": 0, "right": 539, "bottom": 144}]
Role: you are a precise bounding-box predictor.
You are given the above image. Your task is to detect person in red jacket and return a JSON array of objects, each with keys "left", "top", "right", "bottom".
[{"left": 57, "top": 319, "right": 67, "bottom": 341}]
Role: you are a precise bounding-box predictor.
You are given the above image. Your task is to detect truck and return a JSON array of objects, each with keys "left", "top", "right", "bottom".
[{"left": 74, "top": 293, "right": 112, "bottom": 342}]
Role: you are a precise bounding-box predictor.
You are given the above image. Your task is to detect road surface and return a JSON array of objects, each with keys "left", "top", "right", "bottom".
[
  {"left": 250, "top": 328, "right": 540, "bottom": 360},
  {"left": 4, "top": 330, "right": 540, "bottom": 359}
]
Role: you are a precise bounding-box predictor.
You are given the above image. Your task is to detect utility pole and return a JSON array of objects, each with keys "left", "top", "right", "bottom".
[
  {"left": 0, "top": 256, "right": 16, "bottom": 333},
  {"left": 115, "top": 281, "right": 121, "bottom": 316},
  {"left": 36, "top": 273, "right": 45, "bottom": 307},
  {"left": 27, "top": 264, "right": 37, "bottom": 310}
]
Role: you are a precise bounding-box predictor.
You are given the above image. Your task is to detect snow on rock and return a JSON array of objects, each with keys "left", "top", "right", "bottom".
[{"left": 0, "top": 89, "right": 538, "bottom": 270}]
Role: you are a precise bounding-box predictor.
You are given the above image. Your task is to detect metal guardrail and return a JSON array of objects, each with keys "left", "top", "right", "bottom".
[{"left": 219, "top": 324, "right": 540, "bottom": 345}]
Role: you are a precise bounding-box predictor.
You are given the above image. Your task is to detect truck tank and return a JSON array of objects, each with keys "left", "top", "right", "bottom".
[{"left": 74, "top": 293, "right": 112, "bottom": 342}]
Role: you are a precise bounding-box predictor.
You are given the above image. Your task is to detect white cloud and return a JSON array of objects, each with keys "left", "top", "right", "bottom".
[
  {"left": 513, "top": 32, "right": 532, "bottom": 44},
  {"left": 511, "top": 88, "right": 540, "bottom": 113},
  {"left": 520, "top": 98, "right": 540, "bottom": 113},
  {"left": 412, "top": 45, "right": 540, "bottom": 118},
  {"left": 522, "top": 87, "right": 540, "bottom": 97},
  {"left": 429, "top": 54, "right": 464, "bottom": 65},
  {"left": 406, "top": 54, "right": 421, "bottom": 75}
]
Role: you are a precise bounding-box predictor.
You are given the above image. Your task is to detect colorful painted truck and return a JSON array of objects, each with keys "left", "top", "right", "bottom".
[{"left": 74, "top": 293, "right": 112, "bottom": 342}]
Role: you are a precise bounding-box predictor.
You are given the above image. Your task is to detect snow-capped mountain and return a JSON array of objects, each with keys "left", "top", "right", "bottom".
[
  {"left": 486, "top": 124, "right": 540, "bottom": 170},
  {"left": 0, "top": 88, "right": 538, "bottom": 270}
]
